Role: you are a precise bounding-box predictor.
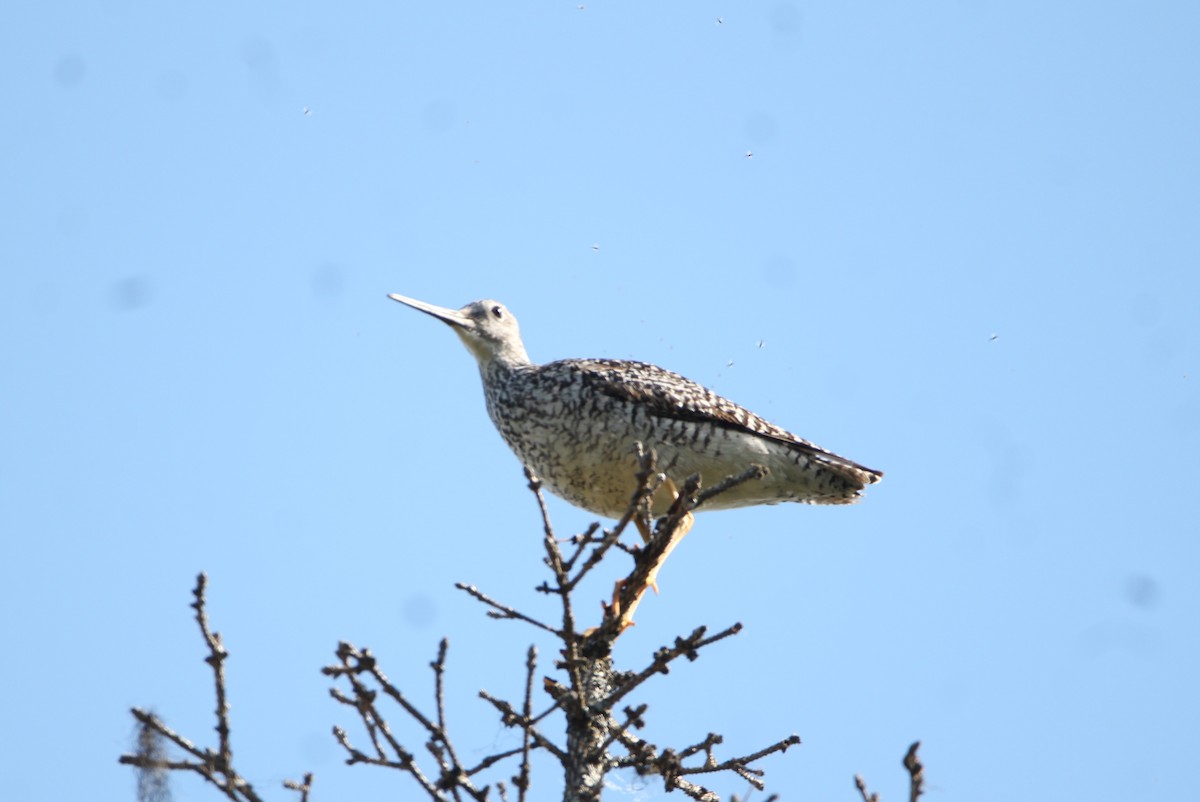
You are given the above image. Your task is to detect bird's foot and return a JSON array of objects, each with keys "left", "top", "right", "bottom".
[
  {"left": 607, "top": 577, "right": 643, "bottom": 634},
  {"left": 605, "top": 507, "right": 693, "bottom": 632}
]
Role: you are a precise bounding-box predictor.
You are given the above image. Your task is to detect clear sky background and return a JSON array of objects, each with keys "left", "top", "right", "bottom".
[{"left": 3, "top": 3, "right": 1198, "bottom": 801}]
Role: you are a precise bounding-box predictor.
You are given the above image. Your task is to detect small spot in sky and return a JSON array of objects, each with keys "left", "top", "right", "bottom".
[
  {"left": 110, "top": 275, "right": 153, "bottom": 311},
  {"left": 54, "top": 55, "right": 85, "bottom": 88},
  {"left": 1125, "top": 574, "right": 1159, "bottom": 610}
]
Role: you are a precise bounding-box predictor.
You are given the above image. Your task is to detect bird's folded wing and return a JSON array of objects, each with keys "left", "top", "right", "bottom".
[{"left": 551, "top": 358, "right": 882, "bottom": 484}]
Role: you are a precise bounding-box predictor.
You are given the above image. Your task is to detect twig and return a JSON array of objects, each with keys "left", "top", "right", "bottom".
[
  {"left": 904, "top": 741, "right": 925, "bottom": 802},
  {"left": 324, "top": 641, "right": 492, "bottom": 801},
  {"left": 117, "top": 574, "right": 285, "bottom": 802},
  {"left": 602, "top": 623, "right": 743, "bottom": 709},
  {"left": 524, "top": 469, "right": 591, "bottom": 696},
  {"left": 524, "top": 467, "right": 574, "bottom": 596},
  {"left": 681, "top": 734, "right": 800, "bottom": 783},
  {"left": 429, "top": 638, "right": 473, "bottom": 793},
  {"left": 283, "top": 773, "right": 314, "bottom": 802},
  {"left": 463, "top": 746, "right": 524, "bottom": 775},
  {"left": 478, "top": 691, "right": 567, "bottom": 761},
  {"left": 855, "top": 773, "right": 879, "bottom": 802},
  {"left": 598, "top": 703, "right": 648, "bottom": 754},
  {"left": 120, "top": 708, "right": 262, "bottom": 800},
  {"left": 331, "top": 723, "right": 437, "bottom": 790},
  {"left": 559, "top": 522, "right": 608, "bottom": 571},
  {"left": 327, "top": 643, "right": 441, "bottom": 736},
  {"left": 855, "top": 741, "right": 924, "bottom": 802},
  {"left": 610, "top": 724, "right": 799, "bottom": 799},
  {"left": 192, "top": 573, "right": 234, "bottom": 774},
  {"left": 678, "top": 732, "right": 723, "bottom": 763},
  {"left": 515, "top": 646, "right": 537, "bottom": 801},
  {"left": 563, "top": 445, "right": 662, "bottom": 593},
  {"left": 691, "top": 464, "right": 769, "bottom": 509},
  {"left": 455, "top": 582, "right": 560, "bottom": 635}
]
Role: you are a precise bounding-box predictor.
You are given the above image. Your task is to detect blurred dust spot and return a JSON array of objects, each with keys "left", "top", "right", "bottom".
[
  {"left": 1076, "top": 620, "right": 1159, "bottom": 658},
  {"left": 240, "top": 36, "right": 276, "bottom": 72},
  {"left": 239, "top": 36, "right": 280, "bottom": 100},
  {"left": 111, "top": 275, "right": 153, "bottom": 311},
  {"left": 312, "top": 263, "right": 343, "bottom": 301},
  {"left": 978, "top": 422, "right": 1026, "bottom": 511},
  {"left": 402, "top": 594, "right": 436, "bottom": 628},
  {"left": 1125, "top": 573, "right": 1159, "bottom": 610},
  {"left": 768, "top": 3, "right": 801, "bottom": 35},
  {"left": 54, "top": 55, "right": 85, "bottom": 88}
]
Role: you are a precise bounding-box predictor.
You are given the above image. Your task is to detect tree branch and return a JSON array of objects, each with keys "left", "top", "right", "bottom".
[
  {"left": 117, "top": 573, "right": 306, "bottom": 802},
  {"left": 855, "top": 742, "right": 925, "bottom": 802},
  {"left": 118, "top": 451, "right": 905, "bottom": 802}
]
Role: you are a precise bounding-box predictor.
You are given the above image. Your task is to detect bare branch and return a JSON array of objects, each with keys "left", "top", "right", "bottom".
[
  {"left": 904, "top": 741, "right": 925, "bottom": 802},
  {"left": 562, "top": 444, "right": 662, "bottom": 592},
  {"left": 855, "top": 742, "right": 924, "bottom": 802},
  {"left": 429, "top": 638, "right": 475, "bottom": 795},
  {"left": 602, "top": 623, "right": 743, "bottom": 710},
  {"left": 117, "top": 574, "right": 285, "bottom": 802},
  {"left": 691, "top": 464, "right": 769, "bottom": 509},
  {"left": 455, "top": 582, "right": 560, "bottom": 635},
  {"left": 515, "top": 646, "right": 537, "bottom": 801},
  {"left": 678, "top": 731, "right": 723, "bottom": 763},
  {"left": 282, "top": 773, "right": 313, "bottom": 802},
  {"left": 324, "top": 641, "right": 492, "bottom": 801},
  {"left": 325, "top": 642, "right": 442, "bottom": 736},
  {"left": 331, "top": 724, "right": 442, "bottom": 795},
  {"left": 682, "top": 733, "right": 801, "bottom": 782},
  {"left": 557, "top": 522, "right": 609, "bottom": 572},
  {"left": 478, "top": 690, "right": 567, "bottom": 762},
  {"left": 132, "top": 713, "right": 173, "bottom": 802},
  {"left": 462, "top": 746, "right": 524, "bottom": 776},
  {"left": 121, "top": 451, "right": 869, "bottom": 802},
  {"left": 191, "top": 574, "right": 234, "bottom": 771},
  {"left": 607, "top": 722, "right": 799, "bottom": 800},
  {"left": 855, "top": 773, "right": 880, "bottom": 802}
]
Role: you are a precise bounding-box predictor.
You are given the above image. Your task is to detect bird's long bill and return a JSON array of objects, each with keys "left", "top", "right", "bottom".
[{"left": 387, "top": 293, "right": 474, "bottom": 331}]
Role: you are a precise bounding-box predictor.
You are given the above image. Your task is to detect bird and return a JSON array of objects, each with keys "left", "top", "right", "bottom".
[{"left": 388, "top": 293, "right": 882, "bottom": 626}]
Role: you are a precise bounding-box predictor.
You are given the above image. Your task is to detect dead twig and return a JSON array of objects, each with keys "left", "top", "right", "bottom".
[
  {"left": 855, "top": 741, "right": 925, "bottom": 802},
  {"left": 123, "top": 448, "right": 840, "bottom": 802},
  {"left": 602, "top": 623, "right": 743, "bottom": 709},
  {"left": 323, "top": 640, "right": 491, "bottom": 800},
  {"left": 455, "top": 582, "right": 560, "bottom": 635},
  {"left": 283, "top": 773, "right": 314, "bottom": 802},
  {"left": 904, "top": 741, "right": 925, "bottom": 802},
  {"left": 117, "top": 573, "right": 304, "bottom": 802},
  {"left": 515, "top": 645, "right": 537, "bottom": 801}
]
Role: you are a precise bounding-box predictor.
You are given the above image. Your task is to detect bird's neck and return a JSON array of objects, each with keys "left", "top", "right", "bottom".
[
  {"left": 454, "top": 330, "right": 531, "bottom": 370},
  {"left": 478, "top": 350, "right": 533, "bottom": 385}
]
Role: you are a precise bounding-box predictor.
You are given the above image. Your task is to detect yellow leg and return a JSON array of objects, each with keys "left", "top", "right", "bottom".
[{"left": 609, "top": 478, "right": 695, "bottom": 632}]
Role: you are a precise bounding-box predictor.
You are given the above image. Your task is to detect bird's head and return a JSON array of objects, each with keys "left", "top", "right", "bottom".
[{"left": 388, "top": 294, "right": 531, "bottom": 368}]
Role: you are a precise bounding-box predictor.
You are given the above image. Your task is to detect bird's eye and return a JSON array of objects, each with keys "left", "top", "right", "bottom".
[{"left": 491, "top": 305, "right": 504, "bottom": 319}]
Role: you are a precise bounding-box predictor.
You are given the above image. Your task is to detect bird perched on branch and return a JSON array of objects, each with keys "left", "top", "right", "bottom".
[{"left": 388, "top": 294, "right": 881, "bottom": 628}]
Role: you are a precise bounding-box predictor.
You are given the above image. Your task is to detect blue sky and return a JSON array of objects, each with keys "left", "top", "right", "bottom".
[{"left": 3, "top": 2, "right": 1198, "bottom": 800}]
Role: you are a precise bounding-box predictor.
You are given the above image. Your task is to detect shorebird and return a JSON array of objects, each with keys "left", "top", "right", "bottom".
[{"left": 388, "top": 294, "right": 881, "bottom": 626}]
